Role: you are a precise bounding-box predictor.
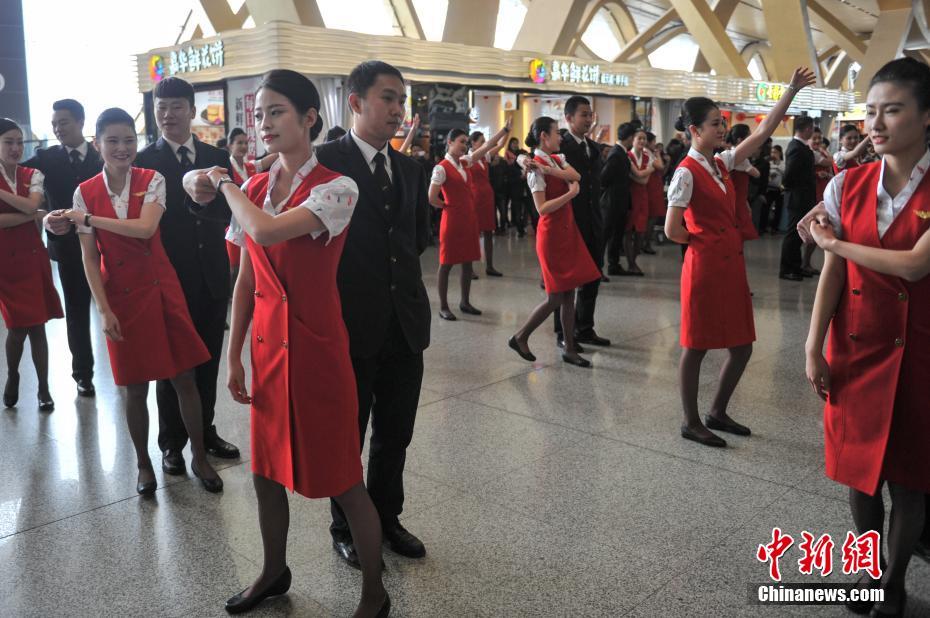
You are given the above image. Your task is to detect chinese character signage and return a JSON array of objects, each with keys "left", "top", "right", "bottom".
[
  {"left": 530, "top": 59, "right": 630, "bottom": 89},
  {"left": 151, "top": 40, "right": 225, "bottom": 82},
  {"left": 755, "top": 82, "right": 787, "bottom": 103}
]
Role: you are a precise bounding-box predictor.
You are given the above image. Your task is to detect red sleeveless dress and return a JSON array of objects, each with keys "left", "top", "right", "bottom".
[
  {"left": 824, "top": 162, "right": 930, "bottom": 495},
  {"left": 226, "top": 160, "right": 257, "bottom": 267},
  {"left": 532, "top": 155, "right": 600, "bottom": 293},
  {"left": 437, "top": 158, "right": 481, "bottom": 265},
  {"left": 79, "top": 168, "right": 209, "bottom": 385},
  {"left": 627, "top": 149, "right": 650, "bottom": 232},
  {"left": 677, "top": 155, "right": 757, "bottom": 349},
  {"left": 0, "top": 166, "right": 63, "bottom": 328},
  {"left": 244, "top": 165, "right": 362, "bottom": 498},
  {"left": 468, "top": 157, "right": 496, "bottom": 233},
  {"left": 814, "top": 157, "right": 834, "bottom": 203},
  {"left": 647, "top": 162, "right": 666, "bottom": 218}
]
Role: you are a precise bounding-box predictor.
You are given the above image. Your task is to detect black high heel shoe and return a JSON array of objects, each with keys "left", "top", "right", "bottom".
[
  {"left": 3, "top": 374, "right": 19, "bottom": 408},
  {"left": 37, "top": 390, "right": 54, "bottom": 412},
  {"left": 136, "top": 466, "right": 157, "bottom": 496},
  {"left": 376, "top": 593, "right": 391, "bottom": 617},
  {"left": 225, "top": 567, "right": 292, "bottom": 614}
]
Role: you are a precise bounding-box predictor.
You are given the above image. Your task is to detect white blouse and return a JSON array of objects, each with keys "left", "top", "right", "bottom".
[
  {"left": 527, "top": 149, "right": 568, "bottom": 193},
  {"left": 430, "top": 153, "right": 469, "bottom": 185},
  {"left": 226, "top": 152, "right": 358, "bottom": 247},
  {"left": 822, "top": 149, "right": 930, "bottom": 239},
  {"left": 667, "top": 148, "right": 752, "bottom": 208},
  {"left": 1, "top": 166, "right": 45, "bottom": 195},
  {"left": 71, "top": 170, "right": 166, "bottom": 234},
  {"left": 229, "top": 157, "right": 252, "bottom": 184}
]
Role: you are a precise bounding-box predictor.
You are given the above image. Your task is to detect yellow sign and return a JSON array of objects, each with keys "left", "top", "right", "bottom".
[{"left": 755, "top": 82, "right": 786, "bottom": 103}]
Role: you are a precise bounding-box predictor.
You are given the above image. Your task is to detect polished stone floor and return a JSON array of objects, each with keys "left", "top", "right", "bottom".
[{"left": 1, "top": 232, "right": 928, "bottom": 617}]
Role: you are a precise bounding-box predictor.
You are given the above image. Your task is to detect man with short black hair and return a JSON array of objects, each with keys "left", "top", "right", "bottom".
[
  {"left": 135, "top": 76, "right": 241, "bottom": 477},
  {"left": 29, "top": 98, "right": 102, "bottom": 397},
  {"left": 315, "top": 61, "right": 432, "bottom": 567},
  {"left": 779, "top": 115, "right": 816, "bottom": 280}
]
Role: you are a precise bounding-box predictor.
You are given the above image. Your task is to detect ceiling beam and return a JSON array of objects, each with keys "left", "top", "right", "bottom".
[
  {"left": 443, "top": 0, "right": 499, "bottom": 46},
  {"left": 388, "top": 0, "right": 425, "bottom": 39},
  {"left": 614, "top": 7, "right": 677, "bottom": 62},
  {"left": 807, "top": 0, "right": 867, "bottom": 64},
  {"left": 760, "top": 0, "right": 821, "bottom": 83},
  {"left": 667, "top": 0, "right": 751, "bottom": 77},
  {"left": 693, "top": 0, "right": 739, "bottom": 73}
]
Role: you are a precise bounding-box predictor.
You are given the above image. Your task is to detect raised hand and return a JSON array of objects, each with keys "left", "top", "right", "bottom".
[{"left": 789, "top": 67, "right": 816, "bottom": 91}]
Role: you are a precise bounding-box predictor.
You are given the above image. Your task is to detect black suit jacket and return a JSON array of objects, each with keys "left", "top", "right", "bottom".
[
  {"left": 599, "top": 144, "right": 632, "bottom": 218},
  {"left": 24, "top": 143, "right": 103, "bottom": 262},
  {"left": 559, "top": 132, "right": 603, "bottom": 251},
  {"left": 134, "top": 136, "right": 233, "bottom": 301},
  {"left": 316, "top": 134, "right": 431, "bottom": 359},
  {"left": 783, "top": 138, "right": 816, "bottom": 213}
]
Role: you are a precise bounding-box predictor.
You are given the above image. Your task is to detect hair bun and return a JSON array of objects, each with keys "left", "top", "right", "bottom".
[
  {"left": 311, "top": 115, "right": 324, "bottom": 141},
  {"left": 524, "top": 132, "right": 537, "bottom": 149},
  {"left": 674, "top": 117, "right": 687, "bottom": 132}
]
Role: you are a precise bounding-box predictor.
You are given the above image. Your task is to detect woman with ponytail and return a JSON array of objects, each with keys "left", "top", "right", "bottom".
[
  {"left": 467, "top": 129, "right": 508, "bottom": 277},
  {"left": 665, "top": 67, "right": 815, "bottom": 448},
  {"left": 508, "top": 116, "right": 600, "bottom": 368}
]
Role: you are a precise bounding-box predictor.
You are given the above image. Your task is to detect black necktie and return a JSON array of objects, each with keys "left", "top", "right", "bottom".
[
  {"left": 177, "top": 145, "right": 193, "bottom": 169},
  {"left": 69, "top": 149, "right": 82, "bottom": 169},
  {"left": 373, "top": 152, "right": 393, "bottom": 207}
]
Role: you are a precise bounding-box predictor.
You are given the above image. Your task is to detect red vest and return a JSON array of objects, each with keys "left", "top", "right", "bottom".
[
  {"left": 0, "top": 166, "right": 41, "bottom": 253},
  {"left": 824, "top": 161, "right": 930, "bottom": 494},
  {"left": 731, "top": 170, "right": 750, "bottom": 209}
]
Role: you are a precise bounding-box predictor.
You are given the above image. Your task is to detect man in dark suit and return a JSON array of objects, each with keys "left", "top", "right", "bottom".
[
  {"left": 28, "top": 99, "right": 102, "bottom": 397},
  {"left": 133, "top": 77, "right": 240, "bottom": 474},
  {"left": 554, "top": 96, "right": 610, "bottom": 347},
  {"left": 316, "top": 61, "right": 432, "bottom": 568},
  {"left": 601, "top": 122, "right": 636, "bottom": 275},
  {"left": 779, "top": 116, "right": 816, "bottom": 281}
]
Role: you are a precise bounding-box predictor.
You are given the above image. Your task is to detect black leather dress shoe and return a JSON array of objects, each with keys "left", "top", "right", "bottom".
[
  {"left": 4, "top": 374, "right": 19, "bottom": 408},
  {"left": 382, "top": 520, "right": 426, "bottom": 558},
  {"left": 486, "top": 268, "right": 503, "bottom": 277},
  {"left": 459, "top": 304, "right": 482, "bottom": 316},
  {"left": 192, "top": 461, "right": 223, "bottom": 493},
  {"left": 333, "top": 537, "right": 361, "bottom": 570},
  {"left": 576, "top": 333, "right": 611, "bottom": 347},
  {"left": 556, "top": 337, "right": 585, "bottom": 354},
  {"left": 438, "top": 309, "right": 457, "bottom": 321},
  {"left": 76, "top": 378, "right": 95, "bottom": 397},
  {"left": 38, "top": 391, "right": 54, "bottom": 412},
  {"left": 680, "top": 425, "right": 727, "bottom": 448},
  {"left": 225, "top": 567, "right": 292, "bottom": 614},
  {"left": 779, "top": 272, "right": 804, "bottom": 282},
  {"left": 508, "top": 336, "right": 536, "bottom": 362},
  {"left": 606, "top": 265, "right": 626, "bottom": 276},
  {"left": 206, "top": 435, "right": 240, "bottom": 459},
  {"left": 705, "top": 414, "right": 751, "bottom": 436},
  {"left": 562, "top": 354, "right": 591, "bottom": 368},
  {"left": 162, "top": 449, "right": 186, "bottom": 475}
]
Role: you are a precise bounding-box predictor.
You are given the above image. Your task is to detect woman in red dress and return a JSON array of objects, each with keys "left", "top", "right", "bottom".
[
  {"left": 188, "top": 71, "right": 388, "bottom": 617},
  {"left": 664, "top": 67, "right": 814, "bottom": 448},
  {"left": 642, "top": 131, "right": 666, "bottom": 254},
  {"left": 624, "top": 128, "right": 652, "bottom": 276},
  {"left": 805, "top": 58, "right": 930, "bottom": 617},
  {"left": 467, "top": 130, "right": 507, "bottom": 277},
  {"left": 508, "top": 116, "right": 600, "bottom": 368},
  {"left": 0, "top": 118, "right": 63, "bottom": 412},
  {"left": 428, "top": 122, "right": 511, "bottom": 320},
  {"left": 58, "top": 108, "right": 221, "bottom": 495}
]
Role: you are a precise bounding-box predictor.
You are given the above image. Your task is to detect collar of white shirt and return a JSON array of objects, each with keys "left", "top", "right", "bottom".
[
  {"left": 533, "top": 148, "right": 556, "bottom": 166},
  {"left": 687, "top": 147, "right": 721, "bottom": 176},
  {"left": 615, "top": 142, "right": 628, "bottom": 153},
  {"left": 163, "top": 134, "right": 196, "bottom": 161},
  {"left": 444, "top": 153, "right": 465, "bottom": 169},
  {"left": 102, "top": 168, "right": 133, "bottom": 204},
  {"left": 266, "top": 152, "right": 318, "bottom": 208},
  {"left": 568, "top": 131, "right": 586, "bottom": 145},
  {"left": 350, "top": 128, "right": 390, "bottom": 171},
  {"left": 65, "top": 142, "right": 89, "bottom": 159},
  {"left": 877, "top": 148, "right": 930, "bottom": 201},
  {"left": 792, "top": 136, "right": 810, "bottom": 147}
]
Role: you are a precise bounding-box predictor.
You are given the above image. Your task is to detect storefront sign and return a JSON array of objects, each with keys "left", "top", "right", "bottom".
[
  {"left": 755, "top": 82, "right": 787, "bottom": 103},
  {"left": 163, "top": 40, "right": 225, "bottom": 79},
  {"left": 530, "top": 59, "right": 630, "bottom": 88}
]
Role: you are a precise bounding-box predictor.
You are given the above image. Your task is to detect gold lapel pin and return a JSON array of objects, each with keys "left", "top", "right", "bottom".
[
  {"left": 132, "top": 191, "right": 146, "bottom": 197},
  {"left": 916, "top": 210, "right": 930, "bottom": 220}
]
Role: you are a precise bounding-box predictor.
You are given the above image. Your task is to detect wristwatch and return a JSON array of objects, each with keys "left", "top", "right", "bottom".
[
  {"left": 216, "top": 176, "right": 236, "bottom": 191},
  {"left": 83, "top": 213, "right": 92, "bottom": 228}
]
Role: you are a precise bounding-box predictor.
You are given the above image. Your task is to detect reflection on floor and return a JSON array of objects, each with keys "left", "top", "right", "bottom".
[{"left": 1, "top": 234, "right": 927, "bottom": 617}]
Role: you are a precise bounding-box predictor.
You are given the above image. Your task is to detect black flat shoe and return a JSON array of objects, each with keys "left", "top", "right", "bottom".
[
  {"left": 438, "top": 309, "right": 457, "bottom": 321},
  {"left": 642, "top": 247, "right": 657, "bottom": 255},
  {"left": 508, "top": 336, "right": 536, "bottom": 362},
  {"left": 705, "top": 414, "right": 751, "bottom": 436},
  {"left": 225, "top": 567, "right": 292, "bottom": 614},
  {"left": 206, "top": 435, "right": 241, "bottom": 459},
  {"left": 846, "top": 574, "right": 880, "bottom": 615},
  {"left": 606, "top": 265, "right": 626, "bottom": 276},
  {"left": 162, "top": 449, "right": 186, "bottom": 475},
  {"left": 459, "top": 304, "right": 482, "bottom": 315},
  {"left": 561, "top": 354, "right": 591, "bottom": 368},
  {"left": 779, "top": 272, "right": 804, "bottom": 282},
  {"left": 38, "top": 391, "right": 54, "bottom": 412},
  {"left": 681, "top": 425, "right": 727, "bottom": 448},
  {"left": 3, "top": 374, "right": 19, "bottom": 408},
  {"left": 76, "top": 378, "right": 95, "bottom": 397},
  {"left": 486, "top": 269, "right": 503, "bottom": 277},
  {"left": 800, "top": 267, "right": 820, "bottom": 277},
  {"left": 376, "top": 593, "right": 391, "bottom": 618},
  {"left": 192, "top": 461, "right": 223, "bottom": 493},
  {"left": 556, "top": 337, "right": 585, "bottom": 353},
  {"left": 136, "top": 467, "right": 157, "bottom": 495}
]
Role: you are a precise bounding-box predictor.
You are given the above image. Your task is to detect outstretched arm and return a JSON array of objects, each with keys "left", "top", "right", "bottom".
[
  {"left": 810, "top": 219, "right": 930, "bottom": 282},
  {"left": 470, "top": 117, "right": 513, "bottom": 161}
]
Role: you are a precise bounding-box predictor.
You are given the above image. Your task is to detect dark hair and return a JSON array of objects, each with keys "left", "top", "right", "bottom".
[
  {"left": 346, "top": 60, "right": 404, "bottom": 98},
  {"left": 216, "top": 137, "right": 228, "bottom": 150},
  {"left": 0, "top": 118, "right": 21, "bottom": 138},
  {"left": 325, "top": 126, "right": 346, "bottom": 141},
  {"left": 823, "top": 138, "right": 831, "bottom": 148},
  {"left": 94, "top": 107, "right": 135, "bottom": 137},
  {"left": 617, "top": 122, "right": 638, "bottom": 141},
  {"left": 812, "top": 126, "right": 823, "bottom": 133},
  {"left": 870, "top": 57, "right": 930, "bottom": 110},
  {"left": 839, "top": 123, "right": 859, "bottom": 138},
  {"left": 227, "top": 127, "right": 247, "bottom": 144},
  {"left": 469, "top": 131, "right": 485, "bottom": 146},
  {"left": 676, "top": 97, "right": 718, "bottom": 132},
  {"left": 646, "top": 131, "right": 656, "bottom": 143},
  {"left": 446, "top": 128, "right": 468, "bottom": 147},
  {"left": 258, "top": 69, "right": 324, "bottom": 141},
  {"left": 793, "top": 115, "right": 814, "bottom": 134},
  {"left": 564, "top": 95, "right": 590, "bottom": 117},
  {"left": 725, "top": 123, "right": 751, "bottom": 146},
  {"left": 525, "top": 116, "right": 558, "bottom": 149},
  {"left": 53, "top": 99, "right": 85, "bottom": 123},
  {"left": 153, "top": 76, "right": 195, "bottom": 106}
]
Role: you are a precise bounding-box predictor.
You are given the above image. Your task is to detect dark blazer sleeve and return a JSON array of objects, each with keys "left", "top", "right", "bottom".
[
  {"left": 22, "top": 150, "right": 44, "bottom": 171},
  {"left": 783, "top": 141, "right": 808, "bottom": 190},
  {"left": 187, "top": 148, "right": 232, "bottom": 223}
]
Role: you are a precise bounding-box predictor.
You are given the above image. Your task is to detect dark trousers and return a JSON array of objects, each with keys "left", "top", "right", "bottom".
[
  {"left": 761, "top": 189, "right": 782, "bottom": 234},
  {"left": 495, "top": 193, "right": 509, "bottom": 229},
  {"left": 156, "top": 276, "right": 228, "bottom": 451},
  {"left": 602, "top": 202, "right": 629, "bottom": 268},
  {"left": 779, "top": 204, "right": 805, "bottom": 276},
  {"left": 509, "top": 190, "right": 526, "bottom": 232},
  {"left": 56, "top": 257, "right": 94, "bottom": 381},
  {"left": 330, "top": 315, "right": 424, "bottom": 538},
  {"left": 554, "top": 228, "right": 603, "bottom": 338}
]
